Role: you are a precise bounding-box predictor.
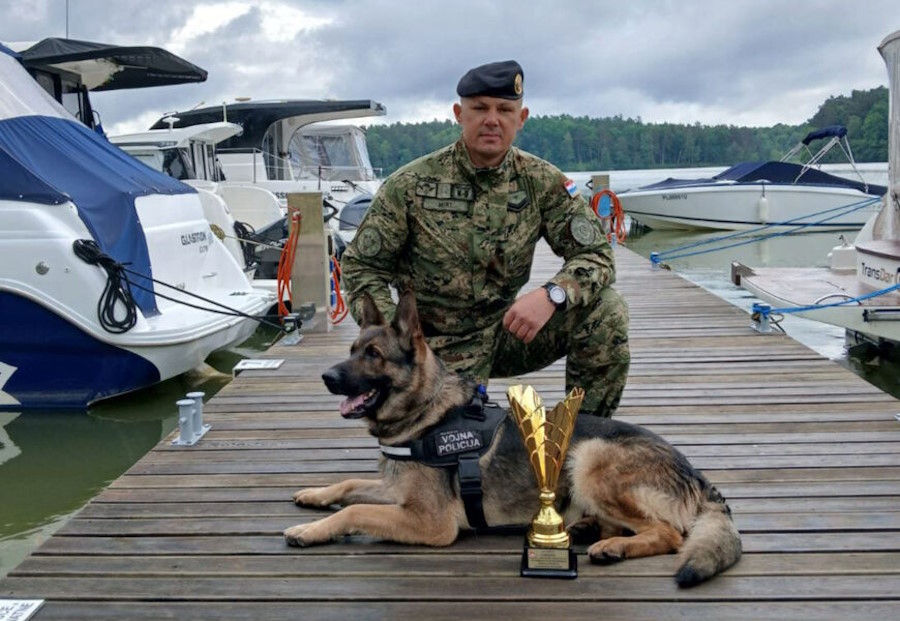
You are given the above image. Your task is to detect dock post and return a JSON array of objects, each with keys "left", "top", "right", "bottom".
[
  {"left": 186, "top": 391, "right": 210, "bottom": 442},
  {"left": 751, "top": 303, "right": 774, "bottom": 333},
  {"left": 172, "top": 399, "right": 197, "bottom": 445},
  {"left": 287, "top": 192, "right": 332, "bottom": 334}
]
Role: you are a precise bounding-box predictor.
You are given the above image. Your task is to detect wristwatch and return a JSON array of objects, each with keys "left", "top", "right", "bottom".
[{"left": 542, "top": 283, "right": 567, "bottom": 311}]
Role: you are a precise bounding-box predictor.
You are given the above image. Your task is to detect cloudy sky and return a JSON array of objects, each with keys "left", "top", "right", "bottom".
[{"left": 2, "top": 0, "right": 898, "bottom": 135}]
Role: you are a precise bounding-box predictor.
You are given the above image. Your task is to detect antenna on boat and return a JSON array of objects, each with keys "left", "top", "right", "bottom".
[
  {"left": 161, "top": 115, "right": 180, "bottom": 131},
  {"left": 65, "top": 0, "right": 69, "bottom": 37},
  {"left": 221, "top": 97, "right": 250, "bottom": 122},
  {"left": 188, "top": 100, "right": 206, "bottom": 111}
]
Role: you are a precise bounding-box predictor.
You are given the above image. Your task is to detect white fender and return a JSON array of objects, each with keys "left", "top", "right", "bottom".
[{"left": 757, "top": 194, "right": 770, "bottom": 224}]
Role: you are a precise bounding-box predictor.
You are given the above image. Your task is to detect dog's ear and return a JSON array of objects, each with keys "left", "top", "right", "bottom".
[
  {"left": 358, "top": 293, "right": 385, "bottom": 329},
  {"left": 392, "top": 290, "right": 423, "bottom": 351}
]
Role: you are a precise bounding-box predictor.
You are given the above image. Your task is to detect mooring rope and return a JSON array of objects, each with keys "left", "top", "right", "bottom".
[
  {"left": 650, "top": 196, "right": 882, "bottom": 266},
  {"left": 755, "top": 282, "right": 900, "bottom": 321}
]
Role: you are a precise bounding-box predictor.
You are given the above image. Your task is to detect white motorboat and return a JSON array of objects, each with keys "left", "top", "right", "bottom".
[
  {"left": 619, "top": 126, "right": 887, "bottom": 232},
  {"left": 150, "top": 99, "right": 387, "bottom": 245},
  {"left": 733, "top": 29, "right": 900, "bottom": 347},
  {"left": 0, "top": 44, "right": 274, "bottom": 409}
]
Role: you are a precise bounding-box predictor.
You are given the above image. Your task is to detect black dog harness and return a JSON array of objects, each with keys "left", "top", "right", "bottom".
[{"left": 379, "top": 390, "right": 506, "bottom": 529}]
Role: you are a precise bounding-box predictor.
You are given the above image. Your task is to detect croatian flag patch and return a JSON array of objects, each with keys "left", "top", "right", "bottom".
[{"left": 564, "top": 178, "right": 580, "bottom": 198}]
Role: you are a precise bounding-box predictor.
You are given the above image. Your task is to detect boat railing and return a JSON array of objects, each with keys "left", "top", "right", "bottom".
[
  {"left": 290, "top": 164, "right": 383, "bottom": 186},
  {"left": 781, "top": 134, "right": 871, "bottom": 192},
  {"left": 215, "top": 148, "right": 382, "bottom": 187}
]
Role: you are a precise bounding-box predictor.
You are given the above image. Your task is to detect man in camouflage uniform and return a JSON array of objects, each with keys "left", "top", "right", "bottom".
[{"left": 341, "top": 60, "right": 629, "bottom": 417}]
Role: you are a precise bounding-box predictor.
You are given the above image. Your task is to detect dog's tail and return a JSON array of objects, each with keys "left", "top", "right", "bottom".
[{"left": 674, "top": 494, "right": 742, "bottom": 588}]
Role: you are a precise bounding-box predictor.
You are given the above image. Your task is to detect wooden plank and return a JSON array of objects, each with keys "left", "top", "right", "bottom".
[
  {"left": 18, "top": 601, "right": 900, "bottom": 621},
  {"left": 71, "top": 496, "right": 900, "bottom": 520},
  {"left": 14, "top": 552, "right": 900, "bottom": 577},
  {"left": 4, "top": 575, "right": 900, "bottom": 601},
  {"left": 88, "top": 480, "right": 900, "bottom": 503},
  {"left": 27, "top": 532, "right": 900, "bottom": 556},
  {"left": 50, "top": 512, "right": 900, "bottom": 537}
]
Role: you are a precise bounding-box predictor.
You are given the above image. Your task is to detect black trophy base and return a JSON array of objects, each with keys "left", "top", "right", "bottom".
[{"left": 520, "top": 543, "right": 578, "bottom": 579}]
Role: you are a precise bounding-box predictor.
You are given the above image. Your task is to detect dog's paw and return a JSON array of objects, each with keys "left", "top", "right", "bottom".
[
  {"left": 566, "top": 517, "right": 601, "bottom": 543},
  {"left": 587, "top": 539, "right": 627, "bottom": 565},
  {"left": 284, "top": 522, "right": 328, "bottom": 547},
  {"left": 292, "top": 487, "right": 336, "bottom": 508}
]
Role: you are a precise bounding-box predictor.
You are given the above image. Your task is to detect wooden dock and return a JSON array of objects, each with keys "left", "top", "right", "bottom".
[{"left": 2, "top": 244, "right": 900, "bottom": 620}]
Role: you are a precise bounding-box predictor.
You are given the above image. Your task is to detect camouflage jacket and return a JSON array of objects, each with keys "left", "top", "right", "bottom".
[{"left": 341, "top": 138, "right": 616, "bottom": 337}]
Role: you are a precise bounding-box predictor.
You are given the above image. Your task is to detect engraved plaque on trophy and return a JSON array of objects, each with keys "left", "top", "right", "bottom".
[{"left": 507, "top": 385, "right": 584, "bottom": 579}]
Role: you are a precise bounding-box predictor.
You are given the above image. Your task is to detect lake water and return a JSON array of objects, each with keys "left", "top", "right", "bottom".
[
  {"left": 1, "top": 164, "right": 895, "bottom": 578},
  {"left": 0, "top": 325, "right": 281, "bottom": 577}
]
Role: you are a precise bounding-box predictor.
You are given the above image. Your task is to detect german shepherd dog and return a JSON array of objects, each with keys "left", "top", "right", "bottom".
[{"left": 284, "top": 291, "right": 742, "bottom": 587}]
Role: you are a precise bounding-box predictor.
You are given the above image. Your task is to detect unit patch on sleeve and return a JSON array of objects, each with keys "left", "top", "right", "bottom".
[
  {"left": 356, "top": 227, "right": 383, "bottom": 257},
  {"left": 569, "top": 215, "right": 598, "bottom": 246}
]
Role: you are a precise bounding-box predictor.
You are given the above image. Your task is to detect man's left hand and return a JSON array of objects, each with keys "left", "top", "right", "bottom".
[{"left": 502, "top": 288, "right": 556, "bottom": 343}]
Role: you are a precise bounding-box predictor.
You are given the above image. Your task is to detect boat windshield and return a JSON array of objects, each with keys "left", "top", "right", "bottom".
[{"left": 287, "top": 125, "right": 377, "bottom": 182}]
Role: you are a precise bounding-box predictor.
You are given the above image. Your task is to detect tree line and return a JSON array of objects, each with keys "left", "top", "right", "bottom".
[{"left": 364, "top": 86, "right": 888, "bottom": 176}]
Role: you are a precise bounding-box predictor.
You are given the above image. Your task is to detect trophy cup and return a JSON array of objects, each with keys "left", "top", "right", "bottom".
[{"left": 507, "top": 384, "right": 584, "bottom": 579}]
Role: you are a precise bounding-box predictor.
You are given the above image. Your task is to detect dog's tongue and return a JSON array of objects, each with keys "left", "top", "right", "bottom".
[{"left": 340, "top": 394, "right": 367, "bottom": 416}]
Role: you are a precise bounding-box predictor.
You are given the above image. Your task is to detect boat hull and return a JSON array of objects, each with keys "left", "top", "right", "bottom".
[
  {"left": 0, "top": 194, "right": 273, "bottom": 410},
  {"left": 0, "top": 288, "right": 268, "bottom": 409},
  {"left": 620, "top": 182, "right": 882, "bottom": 231}
]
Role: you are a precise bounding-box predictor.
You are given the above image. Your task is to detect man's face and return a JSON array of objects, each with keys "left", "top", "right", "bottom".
[{"left": 453, "top": 96, "right": 529, "bottom": 168}]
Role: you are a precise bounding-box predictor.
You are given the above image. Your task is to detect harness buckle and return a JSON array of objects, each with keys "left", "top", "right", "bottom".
[
  {"left": 457, "top": 453, "right": 487, "bottom": 529},
  {"left": 464, "top": 390, "right": 488, "bottom": 420}
]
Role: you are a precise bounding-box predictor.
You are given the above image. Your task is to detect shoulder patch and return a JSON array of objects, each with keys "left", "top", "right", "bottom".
[
  {"left": 356, "top": 227, "right": 383, "bottom": 257},
  {"left": 569, "top": 215, "right": 598, "bottom": 246},
  {"left": 564, "top": 178, "right": 580, "bottom": 198}
]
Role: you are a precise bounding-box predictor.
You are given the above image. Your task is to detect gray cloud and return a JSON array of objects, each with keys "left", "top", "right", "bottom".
[{"left": 1, "top": 0, "right": 896, "bottom": 133}]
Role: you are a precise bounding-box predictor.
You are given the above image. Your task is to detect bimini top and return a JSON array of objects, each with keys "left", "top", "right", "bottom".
[
  {"left": 150, "top": 99, "right": 387, "bottom": 150},
  {"left": 802, "top": 125, "right": 847, "bottom": 145},
  {"left": 636, "top": 161, "right": 887, "bottom": 197},
  {"left": 15, "top": 37, "right": 207, "bottom": 91},
  {"left": 0, "top": 46, "right": 194, "bottom": 315}
]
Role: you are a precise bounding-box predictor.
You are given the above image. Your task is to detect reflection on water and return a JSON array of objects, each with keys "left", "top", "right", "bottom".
[
  {"left": 0, "top": 323, "right": 282, "bottom": 577},
  {"left": 625, "top": 224, "right": 900, "bottom": 399}
]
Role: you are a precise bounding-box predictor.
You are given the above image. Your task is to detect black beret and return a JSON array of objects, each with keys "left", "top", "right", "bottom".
[{"left": 456, "top": 60, "right": 524, "bottom": 100}]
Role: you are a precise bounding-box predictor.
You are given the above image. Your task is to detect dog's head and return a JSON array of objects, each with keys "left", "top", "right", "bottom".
[{"left": 322, "top": 290, "right": 429, "bottom": 424}]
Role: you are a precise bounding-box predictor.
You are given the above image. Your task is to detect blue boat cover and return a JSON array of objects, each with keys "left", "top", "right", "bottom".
[
  {"left": 637, "top": 160, "right": 887, "bottom": 197},
  {"left": 0, "top": 52, "right": 196, "bottom": 315}
]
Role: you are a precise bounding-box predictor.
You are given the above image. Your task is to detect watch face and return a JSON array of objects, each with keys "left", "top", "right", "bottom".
[{"left": 549, "top": 286, "right": 566, "bottom": 304}]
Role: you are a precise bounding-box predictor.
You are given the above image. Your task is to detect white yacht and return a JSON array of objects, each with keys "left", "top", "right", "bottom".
[
  {"left": 0, "top": 43, "right": 273, "bottom": 409},
  {"left": 150, "top": 99, "right": 387, "bottom": 245}
]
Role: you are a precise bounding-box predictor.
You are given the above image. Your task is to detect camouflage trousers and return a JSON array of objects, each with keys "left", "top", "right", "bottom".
[{"left": 427, "top": 286, "right": 630, "bottom": 417}]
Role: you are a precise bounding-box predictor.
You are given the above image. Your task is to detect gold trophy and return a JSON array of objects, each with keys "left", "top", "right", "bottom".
[{"left": 507, "top": 384, "right": 584, "bottom": 579}]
